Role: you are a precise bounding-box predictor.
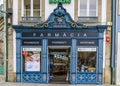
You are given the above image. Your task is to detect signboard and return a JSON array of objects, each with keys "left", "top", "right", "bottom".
[
  {"left": 22, "top": 40, "right": 42, "bottom": 45},
  {"left": 77, "top": 40, "right": 98, "bottom": 46},
  {"left": 22, "top": 32, "right": 98, "bottom": 38},
  {"left": 48, "top": 39, "right": 71, "bottom": 46},
  {"left": 49, "top": 0, "right": 71, "bottom": 4},
  {"left": 78, "top": 48, "right": 97, "bottom": 52}
]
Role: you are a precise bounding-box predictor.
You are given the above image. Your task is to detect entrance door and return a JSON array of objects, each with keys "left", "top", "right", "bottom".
[{"left": 48, "top": 47, "right": 70, "bottom": 84}]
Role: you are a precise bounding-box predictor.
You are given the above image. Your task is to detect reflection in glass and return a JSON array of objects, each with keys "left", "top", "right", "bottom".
[
  {"left": 49, "top": 54, "right": 69, "bottom": 75},
  {"left": 22, "top": 48, "right": 41, "bottom": 72},
  {"left": 77, "top": 48, "right": 96, "bottom": 72}
]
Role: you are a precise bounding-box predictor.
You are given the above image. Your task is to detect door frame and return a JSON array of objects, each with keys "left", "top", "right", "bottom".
[{"left": 48, "top": 46, "right": 71, "bottom": 83}]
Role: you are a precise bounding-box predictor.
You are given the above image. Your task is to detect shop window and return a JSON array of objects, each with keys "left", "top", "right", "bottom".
[
  {"left": 78, "top": 0, "right": 98, "bottom": 17},
  {"left": 77, "top": 48, "right": 97, "bottom": 72},
  {"left": 22, "top": 47, "right": 41, "bottom": 72}
]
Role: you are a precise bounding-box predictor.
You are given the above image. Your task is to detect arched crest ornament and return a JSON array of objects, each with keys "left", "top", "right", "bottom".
[{"left": 35, "top": 3, "right": 84, "bottom": 29}]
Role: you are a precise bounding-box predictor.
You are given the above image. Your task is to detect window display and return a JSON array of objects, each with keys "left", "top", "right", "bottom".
[
  {"left": 77, "top": 48, "right": 96, "bottom": 72},
  {"left": 22, "top": 47, "right": 41, "bottom": 71}
]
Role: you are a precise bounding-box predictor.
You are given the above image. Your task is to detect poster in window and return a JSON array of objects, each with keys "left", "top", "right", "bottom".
[{"left": 22, "top": 48, "right": 41, "bottom": 71}]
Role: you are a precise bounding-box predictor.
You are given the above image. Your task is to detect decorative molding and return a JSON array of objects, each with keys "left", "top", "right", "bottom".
[
  {"left": 22, "top": 73, "right": 43, "bottom": 83},
  {"left": 77, "top": 73, "right": 96, "bottom": 84},
  {"left": 97, "top": 25, "right": 107, "bottom": 33},
  {"left": 35, "top": 3, "right": 83, "bottom": 29}
]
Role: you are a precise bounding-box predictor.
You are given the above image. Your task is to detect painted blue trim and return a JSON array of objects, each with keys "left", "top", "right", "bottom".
[
  {"left": 21, "top": 37, "right": 102, "bottom": 39},
  {"left": 22, "top": 72, "right": 46, "bottom": 83},
  {"left": 16, "top": 32, "right": 22, "bottom": 82},
  {"left": 76, "top": 72, "right": 97, "bottom": 84},
  {"left": 70, "top": 39, "right": 77, "bottom": 84},
  {"left": 41, "top": 39, "right": 48, "bottom": 83},
  {"left": 97, "top": 32, "right": 104, "bottom": 84},
  {"left": 13, "top": 25, "right": 107, "bottom": 31}
]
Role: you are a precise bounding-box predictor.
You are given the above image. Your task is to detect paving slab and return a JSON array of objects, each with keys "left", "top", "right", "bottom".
[{"left": 0, "top": 82, "right": 120, "bottom": 86}]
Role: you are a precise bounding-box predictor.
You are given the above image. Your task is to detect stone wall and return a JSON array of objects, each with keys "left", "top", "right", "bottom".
[
  {"left": 103, "top": 0, "right": 112, "bottom": 84},
  {"left": 8, "top": 27, "right": 16, "bottom": 82}
]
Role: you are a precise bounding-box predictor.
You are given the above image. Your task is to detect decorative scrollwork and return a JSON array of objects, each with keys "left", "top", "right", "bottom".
[
  {"left": 71, "top": 23, "right": 76, "bottom": 28},
  {"left": 44, "top": 23, "right": 48, "bottom": 28},
  {"left": 35, "top": 3, "right": 83, "bottom": 28},
  {"left": 77, "top": 73, "right": 96, "bottom": 84}
]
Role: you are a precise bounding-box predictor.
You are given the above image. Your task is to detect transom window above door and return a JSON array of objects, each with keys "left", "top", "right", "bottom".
[{"left": 78, "top": 0, "right": 98, "bottom": 17}]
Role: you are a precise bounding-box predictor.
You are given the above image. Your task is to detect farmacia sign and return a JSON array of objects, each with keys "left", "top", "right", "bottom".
[{"left": 49, "top": 0, "right": 71, "bottom": 4}]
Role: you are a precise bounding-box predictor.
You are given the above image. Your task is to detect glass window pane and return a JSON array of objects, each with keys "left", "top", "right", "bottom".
[
  {"left": 77, "top": 48, "right": 96, "bottom": 72},
  {"left": 24, "top": 0, "right": 30, "bottom": 16},
  {"left": 33, "top": 0, "right": 40, "bottom": 16},
  {"left": 89, "top": 0, "right": 97, "bottom": 16},
  {"left": 22, "top": 47, "right": 41, "bottom": 72},
  {"left": 80, "top": 0, "right": 87, "bottom": 16}
]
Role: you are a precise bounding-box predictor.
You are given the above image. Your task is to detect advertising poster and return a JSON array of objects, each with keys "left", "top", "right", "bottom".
[{"left": 22, "top": 48, "right": 41, "bottom": 71}]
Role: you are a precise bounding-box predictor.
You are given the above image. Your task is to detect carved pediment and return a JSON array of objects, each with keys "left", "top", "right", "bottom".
[{"left": 35, "top": 3, "right": 83, "bottom": 29}]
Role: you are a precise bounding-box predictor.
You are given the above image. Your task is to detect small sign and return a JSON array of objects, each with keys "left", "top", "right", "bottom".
[
  {"left": 77, "top": 40, "right": 98, "bottom": 46},
  {"left": 48, "top": 39, "right": 71, "bottom": 46},
  {"left": 78, "top": 48, "right": 97, "bottom": 52},
  {"left": 49, "top": 0, "right": 71, "bottom": 4},
  {"left": 22, "top": 40, "right": 41, "bottom": 45},
  {"left": 23, "top": 48, "right": 41, "bottom": 51}
]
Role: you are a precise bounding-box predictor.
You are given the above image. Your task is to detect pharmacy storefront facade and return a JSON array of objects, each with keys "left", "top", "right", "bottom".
[{"left": 13, "top": 4, "right": 107, "bottom": 84}]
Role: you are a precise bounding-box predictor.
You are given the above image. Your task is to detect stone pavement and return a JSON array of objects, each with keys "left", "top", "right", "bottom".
[{"left": 0, "top": 82, "right": 120, "bottom": 86}]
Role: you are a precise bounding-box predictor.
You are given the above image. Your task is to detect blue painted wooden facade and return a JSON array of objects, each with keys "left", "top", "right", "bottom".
[{"left": 13, "top": 3, "right": 107, "bottom": 84}]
